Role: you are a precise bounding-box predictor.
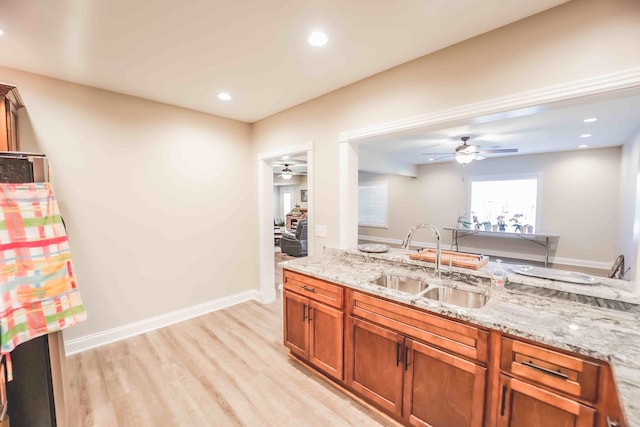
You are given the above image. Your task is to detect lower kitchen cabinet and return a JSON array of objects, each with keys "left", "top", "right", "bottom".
[
  {"left": 347, "top": 316, "right": 405, "bottom": 416},
  {"left": 496, "top": 374, "right": 596, "bottom": 427},
  {"left": 282, "top": 271, "right": 628, "bottom": 427},
  {"left": 404, "top": 339, "right": 486, "bottom": 427},
  {"left": 346, "top": 316, "right": 486, "bottom": 426},
  {"left": 283, "top": 289, "right": 343, "bottom": 380}
]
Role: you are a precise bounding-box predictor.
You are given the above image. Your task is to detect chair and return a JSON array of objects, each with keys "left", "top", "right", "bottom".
[{"left": 280, "top": 219, "right": 308, "bottom": 257}]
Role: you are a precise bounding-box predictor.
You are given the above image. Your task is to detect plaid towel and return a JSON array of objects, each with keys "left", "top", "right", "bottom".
[{"left": 0, "top": 182, "right": 86, "bottom": 354}]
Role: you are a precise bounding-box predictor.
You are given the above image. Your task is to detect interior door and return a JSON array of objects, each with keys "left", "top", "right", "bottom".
[
  {"left": 308, "top": 300, "right": 343, "bottom": 381},
  {"left": 283, "top": 290, "right": 308, "bottom": 359},
  {"left": 403, "top": 339, "right": 486, "bottom": 427},
  {"left": 496, "top": 374, "right": 595, "bottom": 427},
  {"left": 347, "top": 316, "right": 404, "bottom": 417}
]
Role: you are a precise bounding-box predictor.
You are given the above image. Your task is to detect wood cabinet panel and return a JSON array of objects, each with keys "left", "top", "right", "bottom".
[
  {"left": 347, "top": 316, "right": 405, "bottom": 417},
  {"left": 283, "top": 290, "right": 308, "bottom": 359},
  {"left": 497, "top": 375, "right": 595, "bottom": 427},
  {"left": 308, "top": 300, "right": 343, "bottom": 381},
  {"left": 284, "top": 269, "right": 344, "bottom": 309},
  {"left": 350, "top": 290, "right": 488, "bottom": 363},
  {"left": 501, "top": 338, "right": 599, "bottom": 402},
  {"left": 403, "top": 339, "right": 486, "bottom": 427}
]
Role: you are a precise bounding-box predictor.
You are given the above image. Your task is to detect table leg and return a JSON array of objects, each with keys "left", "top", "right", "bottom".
[{"left": 544, "top": 237, "right": 549, "bottom": 267}]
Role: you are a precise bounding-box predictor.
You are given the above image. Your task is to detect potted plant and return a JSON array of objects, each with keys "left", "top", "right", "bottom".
[
  {"left": 510, "top": 213, "right": 524, "bottom": 232},
  {"left": 457, "top": 215, "right": 472, "bottom": 229},
  {"left": 481, "top": 221, "right": 492, "bottom": 231},
  {"left": 496, "top": 215, "right": 507, "bottom": 232}
]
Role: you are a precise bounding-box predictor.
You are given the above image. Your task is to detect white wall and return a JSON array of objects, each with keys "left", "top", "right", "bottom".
[
  {"left": 1, "top": 66, "right": 258, "bottom": 341},
  {"left": 621, "top": 129, "right": 640, "bottom": 283},
  {"left": 359, "top": 148, "right": 622, "bottom": 267},
  {"left": 252, "top": 0, "right": 640, "bottom": 267}
]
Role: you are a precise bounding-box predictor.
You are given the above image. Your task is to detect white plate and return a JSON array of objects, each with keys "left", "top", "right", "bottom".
[
  {"left": 510, "top": 265, "right": 600, "bottom": 285},
  {"left": 357, "top": 244, "right": 390, "bottom": 253}
]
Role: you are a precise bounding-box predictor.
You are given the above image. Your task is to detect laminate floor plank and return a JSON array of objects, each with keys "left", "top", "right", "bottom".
[{"left": 66, "top": 299, "right": 391, "bottom": 427}]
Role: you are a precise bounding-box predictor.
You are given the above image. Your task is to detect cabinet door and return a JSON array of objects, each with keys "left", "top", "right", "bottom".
[
  {"left": 497, "top": 375, "right": 595, "bottom": 427},
  {"left": 308, "top": 300, "right": 343, "bottom": 381},
  {"left": 283, "top": 290, "right": 309, "bottom": 359},
  {"left": 346, "top": 316, "right": 404, "bottom": 417},
  {"left": 403, "top": 339, "right": 486, "bottom": 427}
]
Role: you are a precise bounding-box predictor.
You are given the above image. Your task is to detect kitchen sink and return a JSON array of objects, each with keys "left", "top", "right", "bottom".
[
  {"left": 421, "top": 287, "right": 489, "bottom": 309},
  {"left": 371, "top": 274, "right": 429, "bottom": 294}
]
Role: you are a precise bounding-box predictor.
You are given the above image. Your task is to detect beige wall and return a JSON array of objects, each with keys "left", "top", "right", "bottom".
[
  {"left": 252, "top": 0, "right": 640, "bottom": 278},
  {"left": 621, "top": 129, "right": 640, "bottom": 281},
  {"left": 274, "top": 175, "right": 308, "bottom": 222},
  {"left": 1, "top": 66, "right": 257, "bottom": 340},
  {"left": 359, "top": 148, "right": 622, "bottom": 266}
]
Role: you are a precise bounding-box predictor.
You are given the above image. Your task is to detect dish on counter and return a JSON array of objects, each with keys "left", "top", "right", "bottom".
[
  {"left": 357, "top": 244, "right": 390, "bottom": 253},
  {"left": 509, "top": 265, "right": 600, "bottom": 285}
]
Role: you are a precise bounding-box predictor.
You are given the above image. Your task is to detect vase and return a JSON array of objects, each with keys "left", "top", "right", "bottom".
[{"left": 484, "top": 224, "right": 492, "bottom": 231}]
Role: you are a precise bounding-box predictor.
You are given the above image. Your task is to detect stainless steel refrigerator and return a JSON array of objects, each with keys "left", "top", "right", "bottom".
[{"left": 0, "top": 151, "right": 67, "bottom": 427}]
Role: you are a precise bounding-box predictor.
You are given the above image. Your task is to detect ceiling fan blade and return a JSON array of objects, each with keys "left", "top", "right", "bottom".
[
  {"left": 474, "top": 154, "right": 486, "bottom": 161},
  {"left": 421, "top": 152, "right": 453, "bottom": 156},
  {"left": 477, "top": 148, "right": 519, "bottom": 154}
]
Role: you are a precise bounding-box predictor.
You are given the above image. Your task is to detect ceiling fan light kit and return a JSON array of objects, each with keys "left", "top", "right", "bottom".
[
  {"left": 423, "top": 136, "right": 518, "bottom": 165},
  {"left": 280, "top": 163, "right": 293, "bottom": 179}
]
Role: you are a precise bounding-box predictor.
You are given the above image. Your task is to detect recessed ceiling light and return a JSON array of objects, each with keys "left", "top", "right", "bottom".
[
  {"left": 578, "top": 144, "right": 589, "bottom": 149},
  {"left": 308, "top": 31, "right": 328, "bottom": 47},
  {"left": 217, "top": 92, "right": 232, "bottom": 101},
  {"left": 583, "top": 117, "right": 597, "bottom": 123},
  {"left": 580, "top": 133, "right": 591, "bottom": 138}
]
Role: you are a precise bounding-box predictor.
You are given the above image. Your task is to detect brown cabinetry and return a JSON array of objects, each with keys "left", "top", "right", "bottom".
[
  {"left": 346, "top": 291, "right": 487, "bottom": 426},
  {"left": 0, "top": 83, "right": 24, "bottom": 152},
  {"left": 283, "top": 270, "right": 344, "bottom": 381},
  {"left": 281, "top": 272, "right": 627, "bottom": 427},
  {"left": 496, "top": 374, "right": 595, "bottom": 427}
]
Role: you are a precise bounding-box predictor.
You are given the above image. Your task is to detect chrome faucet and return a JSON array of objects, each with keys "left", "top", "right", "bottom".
[{"left": 401, "top": 223, "right": 442, "bottom": 277}]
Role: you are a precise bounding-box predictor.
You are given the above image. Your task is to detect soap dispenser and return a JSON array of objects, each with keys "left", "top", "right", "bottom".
[{"left": 491, "top": 259, "right": 506, "bottom": 287}]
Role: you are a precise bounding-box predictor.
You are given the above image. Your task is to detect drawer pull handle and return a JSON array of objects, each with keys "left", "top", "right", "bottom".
[
  {"left": 396, "top": 343, "right": 401, "bottom": 367},
  {"left": 522, "top": 361, "right": 569, "bottom": 380},
  {"left": 404, "top": 346, "right": 409, "bottom": 371},
  {"left": 606, "top": 416, "right": 621, "bottom": 427},
  {"left": 308, "top": 306, "right": 313, "bottom": 322},
  {"left": 500, "top": 385, "right": 507, "bottom": 416},
  {"left": 302, "top": 304, "right": 307, "bottom": 322},
  {"left": 302, "top": 285, "right": 316, "bottom": 293}
]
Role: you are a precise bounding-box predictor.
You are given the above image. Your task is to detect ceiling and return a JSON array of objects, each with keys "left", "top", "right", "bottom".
[
  {"left": 359, "top": 87, "right": 640, "bottom": 167},
  {"left": 0, "top": 0, "right": 567, "bottom": 123}
]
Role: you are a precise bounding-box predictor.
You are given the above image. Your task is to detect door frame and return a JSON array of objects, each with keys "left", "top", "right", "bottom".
[{"left": 257, "top": 141, "right": 314, "bottom": 303}]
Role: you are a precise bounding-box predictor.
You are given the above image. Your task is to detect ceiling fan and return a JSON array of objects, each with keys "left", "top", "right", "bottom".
[
  {"left": 273, "top": 161, "right": 307, "bottom": 179},
  {"left": 422, "top": 136, "right": 518, "bottom": 164}
]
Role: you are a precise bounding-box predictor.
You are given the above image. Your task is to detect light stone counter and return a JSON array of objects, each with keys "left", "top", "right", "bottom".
[{"left": 280, "top": 247, "right": 640, "bottom": 425}]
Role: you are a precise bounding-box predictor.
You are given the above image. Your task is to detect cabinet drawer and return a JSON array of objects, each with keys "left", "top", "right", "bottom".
[
  {"left": 350, "top": 291, "right": 488, "bottom": 363},
  {"left": 283, "top": 269, "right": 344, "bottom": 309},
  {"left": 500, "top": 337, "right": 599, "bottom": 402}
]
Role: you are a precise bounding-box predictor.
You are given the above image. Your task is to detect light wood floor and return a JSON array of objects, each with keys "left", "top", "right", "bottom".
[
  {"left": 274, "top": 246, "right": 296, "bottom": 291},
  {"left": 65, "top": 299, "right": 391, "bottom": 427}
]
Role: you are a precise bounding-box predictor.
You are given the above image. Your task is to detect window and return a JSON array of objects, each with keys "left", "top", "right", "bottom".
[
  {"left": 358, "top": 182, "right": 388, "bottom": 228},
  {"left": 282, "top": 190, "right": 292, "bottom": 219},
  {"left": 469, "top": 176, "right": 538, "bottom": 230}
]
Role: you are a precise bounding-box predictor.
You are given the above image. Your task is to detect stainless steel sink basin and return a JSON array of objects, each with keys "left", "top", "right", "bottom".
[
  {"left": 371, "top": 274, "right": 429, "bottom": 294},
  {"left": 422, "top": 287, "right": 489, "bottom": 309}
]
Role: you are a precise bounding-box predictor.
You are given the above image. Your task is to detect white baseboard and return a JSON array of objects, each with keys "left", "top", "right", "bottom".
[
  {"left": 358, "top": 235, "right": 610, "bottom": 271},
  {"left": 64, "top": 289, "right": 260, "bottom": 355}
]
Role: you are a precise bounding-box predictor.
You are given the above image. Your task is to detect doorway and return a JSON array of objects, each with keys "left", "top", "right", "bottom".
[{"left": 257, "top": 141, "right": 314, "bottom": 303}]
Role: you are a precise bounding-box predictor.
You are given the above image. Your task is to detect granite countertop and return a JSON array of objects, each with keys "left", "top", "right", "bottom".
[{"left": 280, "top": 247, "right": 640, "bottom": 425}]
